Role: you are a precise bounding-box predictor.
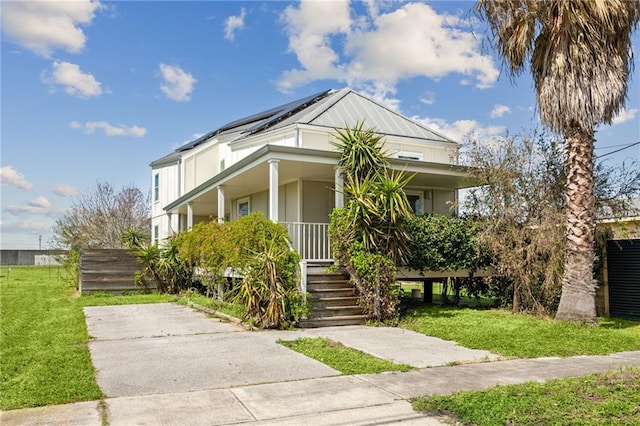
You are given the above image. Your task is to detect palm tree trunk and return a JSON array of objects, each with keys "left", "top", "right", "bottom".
[{"left": 555, "top": 127, "right": 597, "bottom": 324}]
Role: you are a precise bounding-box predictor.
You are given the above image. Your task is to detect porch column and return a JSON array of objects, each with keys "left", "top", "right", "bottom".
[
  {"left": 335, "top": 168, "right": 344, "bottom": 208},
  {"left": 167, "top": 213, "right": 173, "bottom": 234},
  {"left": 268, "top": 159, "right": 279, "bottom": 222},
  {"left": 187, "top": 202, "right": 193, "bottom": 231},
  {"left": 217, "top": 186, "right": 225, "bottom": 224}
]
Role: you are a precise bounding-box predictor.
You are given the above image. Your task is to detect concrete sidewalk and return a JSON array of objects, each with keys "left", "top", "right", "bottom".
[
  {"left": 3, "top": 351, "right": 639, "bottom": 425},
  {"left": 3, "top": 303, "right": 640, "bottom": 425}
]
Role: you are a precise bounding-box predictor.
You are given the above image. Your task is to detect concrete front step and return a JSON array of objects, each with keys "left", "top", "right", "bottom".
[{"left": 299, "top": 314, "right": 368, "bottom": 328}]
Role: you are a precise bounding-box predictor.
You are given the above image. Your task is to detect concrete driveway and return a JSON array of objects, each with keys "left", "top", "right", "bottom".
[
  {"left": 84, "top": 302, "right": 497, "bottom": 399},
  {"left": 84, "top": 303, "right": 339, "bottom": 397},
  {"left": 5, "top": 303, "right": 639, "bottom": 425}
]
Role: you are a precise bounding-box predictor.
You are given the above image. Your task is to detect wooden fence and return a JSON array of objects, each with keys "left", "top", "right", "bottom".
[{"left": 79, "top": 249, "right": 156, "bottom": 294}]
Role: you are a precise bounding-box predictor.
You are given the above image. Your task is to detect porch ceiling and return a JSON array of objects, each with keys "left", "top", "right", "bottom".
[
  {"left": 165, "top": 145, "right": 478, "bottom": 218},
  {"left": 179, "top": 159, "right": 336, "bottom": 217}
]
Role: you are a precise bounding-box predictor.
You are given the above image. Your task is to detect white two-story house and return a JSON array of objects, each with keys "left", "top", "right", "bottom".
[{"left": 150, "top": 88, "right": 475, "bottom": 261}]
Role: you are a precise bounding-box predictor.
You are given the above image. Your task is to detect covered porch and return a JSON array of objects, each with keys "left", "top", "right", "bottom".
[{"left": 164, "top": 144, "right": 476, "bottom": 261}]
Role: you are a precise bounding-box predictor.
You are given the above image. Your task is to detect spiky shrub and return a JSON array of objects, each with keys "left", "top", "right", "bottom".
[
  {"left": 330, "top": 123, "right": 414, "bottom": 322},
  {"left": 229, "top": 213, "right": 303, "bottom": 328},
  {"left": 134, "top": 236, "right": 193, "bottom": 294}
]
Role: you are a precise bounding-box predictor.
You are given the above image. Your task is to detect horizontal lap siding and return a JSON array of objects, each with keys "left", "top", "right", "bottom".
[
  {"left": 607, "top": 240, "right": 640, "bottom": 321},
  {"left": 80, "top": 249, "right": 156, "bottom": 294}
]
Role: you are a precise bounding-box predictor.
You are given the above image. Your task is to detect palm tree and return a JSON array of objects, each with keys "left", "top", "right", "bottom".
[{"left": 477, "top": 0, "right": 640, "bottom": 323}]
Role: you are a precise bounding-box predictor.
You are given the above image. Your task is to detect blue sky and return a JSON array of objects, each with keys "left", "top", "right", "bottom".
[{"left": 1, "top": 1, "right": 639, "bottom": 249}]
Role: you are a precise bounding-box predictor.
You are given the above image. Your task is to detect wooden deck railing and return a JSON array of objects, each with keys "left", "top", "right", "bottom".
[{"left": 283, "top": 222, "right": 332, "bottom": 261}]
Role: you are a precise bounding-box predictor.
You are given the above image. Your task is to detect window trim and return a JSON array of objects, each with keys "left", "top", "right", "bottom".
[
  {"left": 153, "top": 173, "right": 160, "bottom": 202},
  {"left": 237, "top": 197, "right": 250, "bottom": 218},
  {"left": 405, "top": 190, "right": 424, "bottom": 215}
]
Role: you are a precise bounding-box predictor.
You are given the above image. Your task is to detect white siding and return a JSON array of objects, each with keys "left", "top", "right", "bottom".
[
  {"left": 151, "top": 162, "right": 181, "bottom": 243},
  {"left": 302, "top": 180, "right": 334, "bottom": 223},
  {"left": 433, "top": 190, "right": 456, "bottom": 216},
  {"left": 384, "top": 137, "right": 456, "bottom": 164},
  {"left": 182, "top": 144, "right": 219, "bottom": 193},
  {"left": 300, "top": 130, "right": 332, "bottom": 151}
]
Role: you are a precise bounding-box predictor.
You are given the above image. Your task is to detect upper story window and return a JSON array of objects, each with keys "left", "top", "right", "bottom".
[
  {"left": 153, "top": 173, "right": 159, "bottom": 202},
  {"left": 396, "top": 151, "right": 423, "bottom": 161}
]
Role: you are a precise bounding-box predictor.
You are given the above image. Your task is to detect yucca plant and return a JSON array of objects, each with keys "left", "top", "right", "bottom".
[
  {"left": 331, "top": 123, "right": 415, "bottom": 322},
  {"left": 333, "top": 121, "right": 388, "bottom": 183},
  {"left": 232, "top": 235, "right": 302, "bottom": 328}
]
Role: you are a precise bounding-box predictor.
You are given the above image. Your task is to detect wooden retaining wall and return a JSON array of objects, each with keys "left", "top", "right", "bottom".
[{"left": 79, "top": 249, "right": 156, "bottom": 294}]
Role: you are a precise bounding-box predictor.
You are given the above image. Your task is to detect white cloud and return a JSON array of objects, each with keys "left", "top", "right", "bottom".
[
  {"left": 0, "top": 0, "right": 103, "bottom": 58},
  {"left": 419, "top": 91, "right": 436, "bottom": 105},
  {"left": 29, "top": 196, "right": 51, "bottom": 208},
  {"left": 159, "top": 63, "right": 197, "bottom": 102},
  {"left": 0, "top": 220, "right": 52, "bottom": 232},
  {"left": 53, "top": 183, "right": 79, "bottom": 197},
  {"left": 43, "top": 61, "right": 103, "bottom": 98},
  {"left": 278, "top": 0, "right": 352, "bottom": 92},
  {"left": 70, "top": 121, "right": 147, "bottom": 137},
  {"left": 490, "top": 104, "right": 511, "bottom": 118},
  {"left": 413, "top": 116, "right": 505, "bottom": 143},
  {"left": 278, "top": 1, "right": 498, "bottom": 96},
  {"left": 4, "top": 200, "right": 63, "bottom": 217},
  {"left": 612, "top": 108, "right": 638, "bottom": 125},
  {"left": 224, "top": 8, "right": 246, "bottom": 41},
  {"left": 0, "top": 166, "right": 34, "bottom": 190}
]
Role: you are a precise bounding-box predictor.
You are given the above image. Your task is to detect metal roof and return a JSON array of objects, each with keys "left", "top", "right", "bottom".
[
  {"left": 151, "top": 88, "right": 457, "bottom": 166},
  {"left": 235, "top": 88, "right": 456, "bottom": 144}
]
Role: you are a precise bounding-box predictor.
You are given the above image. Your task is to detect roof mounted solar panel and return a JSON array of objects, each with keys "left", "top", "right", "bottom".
[
  {"left": 244, "top": 89, "right": 332, "bottom": 135},
  {"left": 172, "top": 89, "right": 331, "bottom": 153}
]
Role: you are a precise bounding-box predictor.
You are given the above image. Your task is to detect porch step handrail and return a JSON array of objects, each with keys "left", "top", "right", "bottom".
[{"left": 283, "top": 222, "right": 332, "bottom": 261}]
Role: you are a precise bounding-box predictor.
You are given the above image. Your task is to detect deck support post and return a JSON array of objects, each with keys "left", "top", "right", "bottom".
[{"left": 423, "top": 279, "right": 434, "bottom": 304}]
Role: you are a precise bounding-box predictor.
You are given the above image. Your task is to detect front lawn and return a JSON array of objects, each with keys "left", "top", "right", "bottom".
[
  {"left": 279, "top": 337, "right": 413, "bottom": 374},
  {"left": 0, "top": 266, "right": 176, "bottom": 410},
  {"left": 401, "top": 305, "right": 640, "bottom": 358},
  {"left": 0, "top": 266, "right": 104, "bottom": 410},
  {"left": 412, "top": 367, "right": 640, "bottom": 425}
]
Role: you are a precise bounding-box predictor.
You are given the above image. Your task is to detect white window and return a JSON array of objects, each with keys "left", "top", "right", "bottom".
[
  {"left": 153, "top": 225, "right": 159, "bottom": 245},
  {"left": 237, "top": 197, "right": 250, "bottom": 217},
  {"left": 153, "top": 173, "right": 160, "bottom": 202},
  {"left": 396, "top": 151, "right": 423, "bottom": 161}
]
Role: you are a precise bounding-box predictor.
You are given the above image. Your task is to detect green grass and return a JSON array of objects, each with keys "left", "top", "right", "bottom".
[
  {"left": 79, "top": 291, "right": 177, "bottom": 306},
  {"left": 0, "top": 266, "right": 179, "bottom": 410},
  {"left": 177, "top": 291, "right": 245, "bottom": 319},
  {"left": 278, "top": 337, "right": 413, "bottom": 374},
  {"left": 412, "top": 367, "right": 640, "bottom": 425},
  {"left": 401, "top": 305, "right": 640, "bottom": 358},
  {"left": 0, "top": 266, "right": 104, "bottom": 410}
]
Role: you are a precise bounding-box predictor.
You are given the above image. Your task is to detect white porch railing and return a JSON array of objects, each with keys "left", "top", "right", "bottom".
[{"left": 283, "top": 222, "right": 332, "bottom": 261}]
